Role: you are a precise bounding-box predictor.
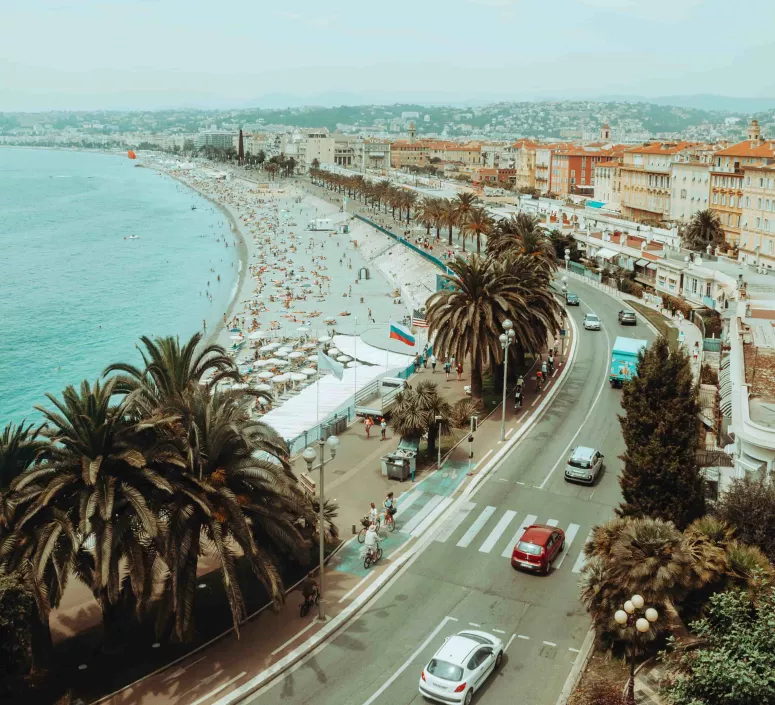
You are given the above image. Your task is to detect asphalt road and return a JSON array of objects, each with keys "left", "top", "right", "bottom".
[{"left": 240, "top": 278, "right": 655, "bottom": 705}]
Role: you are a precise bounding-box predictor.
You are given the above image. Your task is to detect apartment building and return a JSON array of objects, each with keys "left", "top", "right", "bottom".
[
  {"left": 669, "top": 161, "right": 711, "bottom": 224},
  {"left": 711, "top": 120, "right": 775, "bottom": 249},
  {"left": 552, "top": 147, "right": 612, "bottom": 196},
  {"left": 739, "top": 164, "right": 775, "bottom": 267},
  {"left": 593, "top": 159, "right": 622, "bottom": 210}
]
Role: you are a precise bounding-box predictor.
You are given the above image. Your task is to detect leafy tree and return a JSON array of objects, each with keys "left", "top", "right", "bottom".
[
  {"left": 663, "top": 583, "right": 775, "bottom": 705},
  {"left": 715, "top": 475, "right": 775, "bottom": 564},
  {"left": 390, "top": 380, "right": 451, "bottom": 455},
  {"left": 682, "top": 209, "right": 725, "bottom": 253},
  {"left": 617, "top": 336, "right": 705, "bottom": 529}
]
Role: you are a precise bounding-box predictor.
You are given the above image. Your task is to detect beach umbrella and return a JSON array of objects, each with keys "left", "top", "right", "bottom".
[
  {"left": 297, "top": 326, "right": 310, "bottom": 333},
  {"left": 264, "top": 357, "right": 283, "bottom": 365},
  {"left": 346, "top": 361, "right": 363, "bottom": 368},
  {"left": 337, "top": 355, "right": 351, "bottom": 363},
  {"left": 327, "top": 347, "right": 340, "bottom": 356},
  {"left": 318, "top": 335, "right": 332, "bottom": 343},
  {"left": 300, "top": 367, "right": 317, "bottom": 376},
  {"left": 288, "top": 351, "right": 304, "bottom": 360},
  {"left": 249, "top": 330, "right": 272, "bottom": 340},
  {"left": 256, "top": 383, "right": 272, "bottom": 392},
  {"left": 257, "top": 371, "right": 274, "bottom": 380},
  {"left": 289, "top": 372, "right": 307, "bottom": 382},
  {"left": 302, "top": 342, "right": 317, "bottom": 350},
  {"left": 273, "top": 359, "right": 290, "bottom": 367},
  {"left": 274, "top": 350, "right": 289, "bottom": 358},
  {"left": 230, "top": 334, "right": 244, "bottom": 341},
  {"left": 260, "top": 342, "right": 280, "bottom": 352},
  {"left": 231, "top": 383, "right": 249, "bottom": 390},
  {"left": 272, "top": 374, "right": 290, "bottom": 383}
]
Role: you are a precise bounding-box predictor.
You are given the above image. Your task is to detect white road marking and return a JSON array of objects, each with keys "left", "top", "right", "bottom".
[
  {"left": 190, "top": 672, "right": 246, "bottom": 705},
  {"left": 338, "top": 574, "right": 371, "bottom": 603},
  {"left": 361, "top": 616, "right": 458, "bottom": 705},
  {"left": 572, "top": 532, "right": 593, "bottom": 574},
  {"left": 515, "top": 481, "right": 525, "bottom": 485},
  {"left": 531, "top": 396, "right": 539, "bottom": 406},
  {"left": 435, "top": 501, "right": 476, "bottom": 543},
  {"left": 546, "top": 519, "right": 559, "bottom": 527},
  {"left": 543, "top": 641, "right": 557, "bottom": 647},
  {"left": 474, "top": 449, "right": 493, "bottom": 470},
  {"left": 505, "top": 635, "right": 517, "bottom": 650},
  {"left": 411, "top": 497, "right": 453, "bottom": 538},
  {"left": 517, "top": 635, "right": 530, "bottom": 640},
  {"left": 479, "top": 510, "right": 517, "bottom": 554},
  {"left": 161, "top": 656, "right": 205, "bottom": 682},
  {"left": 401, "top": 495, "right": 444, "bottom": 535},
  {"left": 395, "top": 489, "right": 423, "bottom": 516},
  {"left": 495, "top": 478, "right": 508, "bottom": 482},
  {"left": 552, "top": 368, "right": 558, "bottom": 377},
  {"left": 569, "top": 647, "right": 581, "bottom": 653},
  {"left": 538, "top": 318, "right": 611, "bottom": 490},
  {"left": 505, "top": 427, "right": 515, "bottom": 439},
  {"left": 457, "top": 506, "right": 496, "bottom": 547},
  {"left": 501, "top": 514, "right": 537, "bottom": 558},
  {"left": 554, "top": 523, "right": 581, "bottom": 570},
  {"left": 270, "top": 621, "right": 318, "bottom": 656},
  {"left": 469, "top": 622, "right": 481, "bottom": 627},
  {"left": 493, "top": 629, "right": 506, "bottom": 634}
]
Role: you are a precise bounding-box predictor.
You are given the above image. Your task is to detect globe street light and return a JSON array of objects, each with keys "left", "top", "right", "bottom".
[
  {"left": 564, "top": 247, "right": 571, "bottom": 271},
  {"left": 302, "top": 434, "right": 340, "bottom": 621},
  {"left": 499, "top": 319, "right": 516, "bottom": 441},
  {"left": 614, "top": 595, "right": 659, "bottom": 705}
]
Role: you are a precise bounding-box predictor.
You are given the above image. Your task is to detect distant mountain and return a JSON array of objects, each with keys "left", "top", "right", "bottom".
[{"left": 594, "top": 93, "right": 775, "bottom": 114}]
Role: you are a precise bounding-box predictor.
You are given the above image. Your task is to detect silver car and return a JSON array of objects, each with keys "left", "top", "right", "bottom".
[
  {"left": 583, "top": 313, "right": 601, "bottom": 331},
  {"left": 564, "top": 446, "right": 603, "bottom": 484}
]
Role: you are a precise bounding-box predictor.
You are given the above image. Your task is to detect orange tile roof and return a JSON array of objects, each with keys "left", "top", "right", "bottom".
[
  {"left": 510, "top": 139, "right": 539, "bottom": 149},
  {"left": 594, "top": 160, "right": 621, "bottom": 168},
  {"left": 624, "top": 141, "right": 699, "bottom": 155},
  {"left": 714, "top": 139, "right": 775, "bottom": 158}
]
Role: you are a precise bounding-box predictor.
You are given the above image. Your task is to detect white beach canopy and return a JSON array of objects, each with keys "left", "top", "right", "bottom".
[
  {"left": 260, "top": 342, "right": 281, "bottom": 352},
  {"left": 249, "top": 330, "right": 272, "bottom": 340},
  {"left": 318, "top": 335, "right": 332, "bottom": 343},
  {"left": 296, "top": 326, "right": 310, "bottom": 333},
  {"left": 272, "top": 374, "right": 290, "bottom": 383},
  {"left": 255, "top": 383, "right": 272, "bottom": 392},
  {"left": 257, "top": 371, "right": 274, "bottom": 380},
  {"left": 287, "top": 351, "right": 304, "bottom": 360},
  {"left": 336, "top": 355, "right": 351, "bottom": 363},
  {"left": 289, "top": 372, "right": 307, "bottom": 382},
  {"left": 299, "top": 367, "right": 317, "bottom": 376},
  {"left": 327, "top": 347, "right": 340, "bottom": 356}
]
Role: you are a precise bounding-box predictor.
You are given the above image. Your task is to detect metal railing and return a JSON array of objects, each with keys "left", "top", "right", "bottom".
[{"left": 696, "top": 449, "right": 734, "bottom": 468}]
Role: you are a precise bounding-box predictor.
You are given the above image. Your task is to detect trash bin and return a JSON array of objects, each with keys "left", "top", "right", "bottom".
[
  {"left": 380, "top": 455, "right": 391, "bottom": 476},
  {"left": 386, "top": 457, "right": 410, "bottom": 481}
]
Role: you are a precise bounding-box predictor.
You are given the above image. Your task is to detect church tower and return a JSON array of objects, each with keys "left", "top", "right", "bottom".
[
  {"left": 408, "top": 121, "right": 417, "bottom": 145},
  {"left": 600, "top": 123, "right": 611, "bottom": 141},
  {"left": 748, "top": 119, "right": 762, "bottom": 145}
]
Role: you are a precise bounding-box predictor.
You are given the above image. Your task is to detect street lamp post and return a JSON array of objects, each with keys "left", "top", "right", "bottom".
[
  {"left": 564, "top": 246, "right": 571, "bottom": 271},
  {"left": 435, "top": 414, "right": 443, "bottom": 469},
  {"left": 302, "top": 434, "right": 340, "bottom": 621},
  {"left": 499, "top": 319, "right": 516, "bottom": 442},
  {"left": 614, "top": 594, "right": 659, "bottom": 705}
]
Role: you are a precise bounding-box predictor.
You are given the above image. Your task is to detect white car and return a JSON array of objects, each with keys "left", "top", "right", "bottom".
[
  {"left": 419, "top": 630, "right": 504, "bottom": 705},
  {"left": 583, "top": 313, "right": 601, "bottom": 331}
]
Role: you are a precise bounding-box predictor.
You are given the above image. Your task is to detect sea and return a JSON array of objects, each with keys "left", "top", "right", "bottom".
[{"left": 0, "top": 148, "right": 240, "bottom": 425}]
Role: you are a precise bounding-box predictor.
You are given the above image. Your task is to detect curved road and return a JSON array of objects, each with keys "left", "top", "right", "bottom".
[{"left": 240, "top": 278, "right": 655, "bottom": 705}]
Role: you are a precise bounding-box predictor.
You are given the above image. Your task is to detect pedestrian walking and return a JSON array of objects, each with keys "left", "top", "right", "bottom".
[
  {"left": 430, "top": 354, "right": 437, "bottom": 373},
  {"left": 380, "top": 419, "right": 387, "bottom": 441},
  {"left": 456, "top": 362, "right": 463, "bottom": 381},
  {"left": 365, "top": 416, "right": 373, "bottom": 438},
  {"left": 693, "top": 341, "right": 700, "bottom": 363},
  {"left": 444, "top": 360, "right": 452, "bottom": 380},
  {"left": 413, "top": 353, "right": 420, "bottom": 373}
]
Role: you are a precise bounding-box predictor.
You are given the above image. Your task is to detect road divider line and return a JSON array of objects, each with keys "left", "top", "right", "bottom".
[
  {"left": 505, "top": 427, "right": 515, "bottom": 439},
  {"left": 270, "top": 622, "right": 318, "bottom": 656},
  {"left": 505, "top": 635, "right": 516, "bottom": 651},
  {"left": 190, "top": 672, "right": 246, "bottom": 705},
  {"left": 493, "top": 629, "right": 506, "bottom": 634},
  {"left": 571, "top": 532, "right": 593, "bottom": 574},
  {"left": 568, "top": 647, "right": 581, "bottom": 653},
  {"left": 338, "top": 574, "right": 371, "bottom": 604},
  {"left": 469, "top": 622, "right": 481, "bottom": 627},
  {"left": 543, "top": 641, "right": 557, "bottom": 647},
  {"left": 361, "top": 616, "right": 458, "bottom": 705},
  {"left": 517, "top": 635, "right": 530, "bottom": 640},
  {"left": 554, "top": 524, "right": 581, "bottom": 570},
  {"left": 474, "top": 449, "right": 493, "bottom": 470}
]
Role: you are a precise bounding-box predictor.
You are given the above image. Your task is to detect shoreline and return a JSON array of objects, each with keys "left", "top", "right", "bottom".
[{"left": 148, "top": 165, "right": 250, "bottom": 349}]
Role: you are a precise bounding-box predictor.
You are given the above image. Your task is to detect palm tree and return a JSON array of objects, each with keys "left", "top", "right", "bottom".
[
  {"left": 488, "top": 213, "right": 555, "bottom": 265},
  {"left": 463, "top": 207, "right": 493, "bottom": 255},
  {"left": 441, "top": 199, "right": 457, "bottom": 246},
  {"left": 401, "top": 190, "right": 418, "bottom": 224},
  {"left": 0, "top": 421, "right": 46, "bottom": 527},
  {"left": 390, "top": 381, "right": 451, "bottom": 455},
  {"left": 683, "top": 209, "right": 725, "bottom": 252},
  {"left": 426, "top": 256, "right": 527, "bottom": 398},
  {"left": 415, "top": 198, "right": 436, "bottom": 236},
  {"left": 453, "top": 192, "right": 479, "bottom": 241}
]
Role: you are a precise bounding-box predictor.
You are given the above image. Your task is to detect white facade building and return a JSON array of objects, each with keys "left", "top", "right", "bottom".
[{"left": 670, "top": 161, "right": 711, "bottom": 224}]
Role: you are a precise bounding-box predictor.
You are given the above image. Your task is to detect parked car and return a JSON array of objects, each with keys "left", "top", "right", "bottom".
[
  {"left": 511, "top": 524, "right": 566, "bottom": 575},
  {"left": 618, "top": 309, "right": 637, "bottom": 325},
  {"left": 583, "top": 313, "right": 601, "bottom": 330},
  {"left": 419, "top": 631, "right": 505, "bottom": 705},
  {"left": 566, "top": 293, "right": 580, "bottom": 306},
  {"left": 564, "top": 446, "right": 604, "bottom": 484}
]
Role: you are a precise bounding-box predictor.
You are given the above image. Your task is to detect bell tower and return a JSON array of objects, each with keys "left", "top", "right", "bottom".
[
  {"left": 600, "top": 123, "right": 611, "bottom": 141},
  {"left": 749, "top": 119, "right": 762, "bottom": 144},
  {"left": 408, "top": 121, "right": 417, "bottom": 145}
]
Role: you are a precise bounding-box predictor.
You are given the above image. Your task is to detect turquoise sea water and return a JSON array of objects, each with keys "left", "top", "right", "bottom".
[{"left": 0, "top": 148, "right": 239, "bottom": 424}]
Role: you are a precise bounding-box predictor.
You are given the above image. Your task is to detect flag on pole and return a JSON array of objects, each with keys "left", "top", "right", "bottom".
[
  {"left": 411, "top": 309, "right": 429, "bottom": 328},
  {"left": 389, "top": 320, "right": 416, "bottom": 347},
  {"left": 318, "top": 351, "right": 344, "bottom": 380}
]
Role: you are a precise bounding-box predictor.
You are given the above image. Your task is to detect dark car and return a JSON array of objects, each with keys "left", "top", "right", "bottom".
[
  {"left": 511, "top": 524, "right": 565, "bottom": 575},
  {"left": 566, "top": 293, "right": 580, "bottom": 306},
  {"left": 618, "top": 309, "right": 637, "bottom": 325}
]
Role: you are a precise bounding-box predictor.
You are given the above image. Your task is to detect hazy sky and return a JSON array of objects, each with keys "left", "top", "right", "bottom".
[{"left": 2, "top": 0, "right": 774, "bottom": 111}]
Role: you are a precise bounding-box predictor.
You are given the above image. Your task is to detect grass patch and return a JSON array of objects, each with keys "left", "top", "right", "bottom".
[{"left": 629, "top": 302, "right": 678, "bottom": 350}]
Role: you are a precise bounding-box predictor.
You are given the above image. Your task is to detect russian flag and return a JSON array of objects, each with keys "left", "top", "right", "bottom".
[{"left": 389, "top": 320, "right": 415, "bottom": 347}]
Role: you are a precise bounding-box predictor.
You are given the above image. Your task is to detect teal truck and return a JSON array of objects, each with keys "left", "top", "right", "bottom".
[{"left": 610, "top": 336, "right": 648, "bottom": 388}]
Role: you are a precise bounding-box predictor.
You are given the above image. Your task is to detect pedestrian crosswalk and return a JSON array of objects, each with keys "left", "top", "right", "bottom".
[{"left": 394, "top": 497, "right": 594, "bottom": 573}]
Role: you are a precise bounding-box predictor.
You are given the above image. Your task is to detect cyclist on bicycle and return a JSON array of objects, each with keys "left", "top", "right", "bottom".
[
  {"left": 367, "top": 502, "right": 378, "bottom": 525},
  {"left": 383, "top": 492, "right": 396, "bottom": 528},
  {"left": 516, "top": 375, "right": 524, "bottom": 392},
  {"left": 515, "top": 387, "right": 523, "bottom": 410},
  {"left": 548, "top": 352, "right": 554, "bottom": 375},
  {"left": 536, "top": 369, "right": 544, "bottom": 391},
  {"left": 301, "top": 575, "right": 319, "bottom": 606},
  {"left": 364, "top": 523, "right": 380, "bottom": 561}
]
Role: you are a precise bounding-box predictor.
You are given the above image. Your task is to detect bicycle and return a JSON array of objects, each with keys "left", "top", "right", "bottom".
[
  {"left": 382, "top": 510, "right": 397, "bottom": 533},
  {"left": 357, "top": 516, "right": 381, "bottom": 543},
  {"left": 299, "top": 589, "right": 320, "bottom": 617},
  {"left": 363, "top": 545, "right": 383, "bottom": 569}
]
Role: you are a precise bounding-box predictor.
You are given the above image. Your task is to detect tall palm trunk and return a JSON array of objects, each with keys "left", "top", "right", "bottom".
[
  {"left": 476, "top": 232, "right": 482, "bottom": 254},
  {"left": 470, "top": 365, "right": 484, "bottom": 399},
  {"left": 448, "top": 224, "right": 453, "bottom": 246},
  {"left": 30, "top": 607, "right": 53, "bottom": 673}
]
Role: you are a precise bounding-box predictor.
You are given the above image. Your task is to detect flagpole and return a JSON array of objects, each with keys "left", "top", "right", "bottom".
[{"left": 353, "top": 316, "right": 357, "bottom": 401}]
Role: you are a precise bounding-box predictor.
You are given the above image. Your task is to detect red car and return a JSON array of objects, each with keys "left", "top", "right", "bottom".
[{"left": 511, "top": 524, "right": 565, "bottom": 575}]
